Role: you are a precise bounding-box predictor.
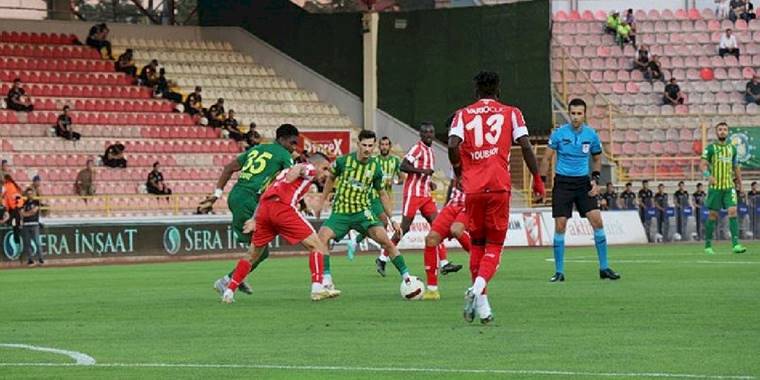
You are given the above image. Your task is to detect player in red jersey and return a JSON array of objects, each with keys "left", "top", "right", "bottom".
[
  {"left": 448, "top": 71, "right": 545, "bottom": 323},
  {"left": 222, "top": 153, "right": 336, "bottom": 304},
  {"left": 375, "top": 124, "right": 463, "bottom": 277},
  {"left": 420, "top": 172, "right": 472, "bottom": 301}
]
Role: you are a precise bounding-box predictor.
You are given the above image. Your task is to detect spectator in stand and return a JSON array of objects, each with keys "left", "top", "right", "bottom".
[
  {"left": 620, "top": 182, "right": 637, "bottom": 210},
  {"left": 645, "top": 55, "right": 664, "bottom": 83},
  {"left": 654, "top": 184, "right": 669, "bottom": 239},
  {"left": 102, "top": 143, "right": 127, "bottom": 168},
  {"left": 673, "top": 181, "right": 690, "bottom": 239},
  {"left": 719, "top": 28, "right": 740, "bottom": 58},
  {"left": 146, "top": 162, "right": 172, "bottom": 195},
  {"left": 115, "top": 48, "right": 137, "bottom": 78},
  {"left": 222, "top": 110, "right": 245, "bottom": 142},
  {"left": 206, "top": 98, "right": 226, "bottom": 128},
  {"left": 86, "top": 23, "right": 113, "bottom": 60},
  {"left": 624, "top": 8, "right": 636, "bottom": 28},
  {"left": 745, "top": 74, "right": 760, "bottom": 105},
  {"left": 717, "top": 0, "right": 731, "bottom": 18},
  {"left": 245, "top": 123, "right": 262, "bottom": 148},
  {"left": 185, "top": 86, "right": 203, "bottom": 116},
  {"left": 2, "top": 174, "right": 24, "bottom": 248},
  {"left": 54, "top": 105, "right": 81, "bottom": 141},
  {"left": 6, "top": 78, "right": 34, "bottom": 112},
  {"left": 693, "top": 183, "right": 707, "bottom": 239},
  {"left": 740, "top": 0, "right": 757, "bottom": 22},
  {"left": 616, "top": 21, "right": 635, "bottom": 48},
  {"left": 0, "top": 159, "right": 9, "bottom": 179},
  {"left": 21, "top": 188, "right": 43, "bottom": 266},
  {"left": 633, "top": 45, "right": 650, "bottom": 71},
  {"left": 154, "top": 68, "right": 183, "bottom": 103},
  {"left": 602, "top": 182, "right": 619, "bottom": 210},
  {"left": 663, "top": 78, "right": 685, "bottom": 105},
  {"left": 605, "top": 11, "right": 621, "bottom": 35},
  {"left": 139, "top": 59, "right": 160, "bottom": 87},
  {"left": 75, "top": 159, "right": 96, "bottom": 197}
]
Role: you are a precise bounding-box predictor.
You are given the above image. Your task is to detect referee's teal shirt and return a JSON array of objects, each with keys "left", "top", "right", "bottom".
[{"left": 548, "top": 123, "right": 603, "bottom": 177}]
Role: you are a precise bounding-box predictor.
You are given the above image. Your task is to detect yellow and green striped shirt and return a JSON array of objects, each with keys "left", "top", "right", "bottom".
[
  {"left": 369, "top": 154, "right": 401, "bottom": 200},
  {"left": 701, "top": 142, "right": 738, "bottom": 190},
  {"left": 331, "top": 152, "right": 384, "bottom": 214}
]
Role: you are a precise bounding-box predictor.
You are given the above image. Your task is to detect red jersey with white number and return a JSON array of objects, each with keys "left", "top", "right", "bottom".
[
  {"left": 449, "top": 98, "right": 528, "bottom": 194},
  {"left": 403, "top": 141, "right": 435, "bottom": 198},
  {"left": 260, "top": 164, "right": 316, "bottom": 206}
]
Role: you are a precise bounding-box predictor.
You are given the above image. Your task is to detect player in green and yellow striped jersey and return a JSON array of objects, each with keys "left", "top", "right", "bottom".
[
  {"left": 700, "top": 122, "right": 746, "bottom": 254},
  {"left": 347, "top": 136, "right": 405, "bottom": 259},
  {"left": 317, "top": 130, "right": 415, "bottom": 293}
]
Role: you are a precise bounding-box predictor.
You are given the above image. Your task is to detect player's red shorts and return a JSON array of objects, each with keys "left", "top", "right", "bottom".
[
  {"left": 430, "top": 204, "right": 468, "bottom": 239},
  {"left": 402, "top": 196, "right": 437, "bottom": 219},
  {"left": 252, "top": 199, "right": 315, "bottom": 247},
  {"left": 465, "top": 191, "right": 510, "bottom": 244}
]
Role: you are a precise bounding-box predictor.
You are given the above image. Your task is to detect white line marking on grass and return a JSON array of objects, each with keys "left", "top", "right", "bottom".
[
  {"left": 545, "top": 259, "right": 760, "bottom": 265},
  {"left": 0, "top": 344, "right": 96, "bottom": 365},
  {"left": 0, "top": 362, "right": 754, "bottom": 379}
]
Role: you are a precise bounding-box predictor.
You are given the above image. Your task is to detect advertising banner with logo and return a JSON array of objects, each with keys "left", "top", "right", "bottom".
[
  {"left": 298, "top": 130, "right": 352, "bottom": 160},
  {"left": 729, "top": 127, "right": 760, "bottom": 169},
  {"left": 1, "top": 219, "right": 324, "bottom": 262}
]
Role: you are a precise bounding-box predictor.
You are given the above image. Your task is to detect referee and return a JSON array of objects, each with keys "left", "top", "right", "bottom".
[{"left": 539, "top": 98, "right": 620, "bottom": 282}]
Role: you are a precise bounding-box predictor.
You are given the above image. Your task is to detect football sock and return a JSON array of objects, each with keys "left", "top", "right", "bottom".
[
  {"left": 469, "top": 245, "right": 485, "bottom": 282},
  {"left": 377, "top": 251, "right": 390, "bottom": 262},
  {"left": 308, "top": 251, "right": 324, "bottom": 284},
  {"left": 705, "top": 219, "right": 715, "bottom": 248},
  {"left": 323, "top": 254, "right": 331, "bottom": 273},
  {"left": 476, "top": 293, "right": 491, "bottom": 317},
  {"left": 472, "top": 276, "right": 487, "bottom": 296},
  {"left": 553, "top": 232, "right": 565, "bottom": 274},
  {"left": 457, "top": 231, "right": 472, "bottom": 252},
  {"left": 437, "top": 243, "right": 448, "bottom": 264},
  {"left": 423, "top": 245, "right": 438, "bottom": 287},
  {"left": 594, "top": 228, "right": 609, "bottom": 270},
  {"left": 477, "top": 243, "right": 502, "bottom": 282},
  {"left": 227, "top": 246, "right": 269, "bottom": 277},
  {"left": 729, "top": 217, "right": 739, "bottom": 246},
  {"left": 390, "top": 255, "right": 410, "bottom": 278},
  {"left": 228, "top": 259, "right": 252, "bottom": 292}
]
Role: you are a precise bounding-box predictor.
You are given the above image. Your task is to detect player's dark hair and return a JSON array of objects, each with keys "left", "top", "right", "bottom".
[
  {"left": 276, "top": 123, "right": 299, "bottom": 139},
  {"left": 195, "top": 86, "right": 202, "bottom": 92},
  {"left": 715, "top": 122, "right": 728, "bottom": 129},
  {"left": 474, "top": 71, "right": 500, "bottom": 98},
  {"left": 606, "top": 182, "right": 613, "bottom": 186},
  {"left": 153, "top": 161, "right": 159, "bottom": 168},
  {"left": 63, "top": 105, "right": 70, "bottom": 111},
  {"left": 420, "top": 122, "right": 434, "bottom": 131},
  {"left": 697, "top": 182, "right": 703, "bottom": 187},
  {"left": 658, "top": 183, "right": 664, "bottom": 187},
  {"left": 642, "top": 180, "right": 649, "bottom": 184},
  {"left": 678, "top": 181, "right": 684, "bottom": 185},
  {"left": 380, "top": 136, "right": 391, "bottom": 144},
  {"left": 568, "top": 98, "right": 587, "bottom": 112},
  {"left": 358, "top": 129, "right": 376, "bottom": 141},
  {"left": 752, "top": 181, "right": 757, "bottom": 186},
  {"left": 625, "top": 182, "right": 632, "bottom": 187}
]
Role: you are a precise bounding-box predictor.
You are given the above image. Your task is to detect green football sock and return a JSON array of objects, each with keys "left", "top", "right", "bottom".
[
  {"left": 324, "top": 254, "right": 332, "bottom": 275},
  {"left": 390, "top": 255, "right": 409, "bottom": 276},
  {"left": 729, "top": 217, "right": 739, "bottom": 246},
  {"left": 704, "top": 219, "right": 715, "bottom": 248}
]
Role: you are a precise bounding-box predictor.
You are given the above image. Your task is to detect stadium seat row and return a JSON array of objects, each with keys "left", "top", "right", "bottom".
[
  {"left": 0, "top": 83, "right": 151, "bottom": 99},
  {"left": 1, "top": 70, "right": 131, "bottom": 85},
  {"left": 554, "top": 8, "right": 713, "bottom": 22},
  {"left": 0, "top": 57, "right": 113, "bottom": 72},
  {"left": 17, "top": 112, "right": 192, "bottom": 126},
  {"left": 0, "top": 124, "right": 218, "bottom": 139},
  {"left": 0, "top": 31, "right": 79, "bottom": 45},
  {"left": 0, "top": 43, "right": 101, "bottom": 59}
]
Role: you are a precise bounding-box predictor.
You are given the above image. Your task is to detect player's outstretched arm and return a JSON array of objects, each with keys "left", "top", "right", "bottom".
[
  {"left": 400, "top": 158, "right": 433, "bottom": 176},
  {"left": 214, "top": 159, "right": 243, "bottom": 197},
  {"left": 519, "top": 136, "right": 545, "bottom": 201},
  {"left": 447, "top": 135, "right": 463, "bottom": 179},
  {"left": 539, "top": 145, "right": 555, "bottom": 182},
  {"left": 699, "top": 158, "right": 715, "bottom": 186}
]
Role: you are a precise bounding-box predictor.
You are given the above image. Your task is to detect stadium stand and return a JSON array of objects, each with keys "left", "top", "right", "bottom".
[
  {"left": 0, "top": 30, "right": 355, "bottom": 217},
  {"left": 552, "top": 8, "right": 760, "bottom": 180}
]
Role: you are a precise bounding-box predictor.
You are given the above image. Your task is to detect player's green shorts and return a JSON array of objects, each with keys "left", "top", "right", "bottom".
[
  {"left": 228, "top": 188, "right": 259, "bottom": 244},
  {"left": 369, "top": 197, "right": 385, "bottom": 218},
  {"left": 705, "top": 188, "right": 737, "bottom": 211},
  {"left": 324, "top": 209, "right": 383, "bottom": 241}
]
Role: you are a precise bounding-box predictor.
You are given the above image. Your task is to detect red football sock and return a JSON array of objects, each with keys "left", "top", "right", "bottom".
[
  {"left": 456, "top": 231, "right": 472, "bottom": 253},
  {"left": 423, "top": 244, "right": 438, "bottom": 287},
  {"left": 477, "top": 243, "right": 503, "bottom": 282},
  {"left": 437, "top": 243, "right": 448, "bottom": 262},
  {"left": 228, "top": 259, "right": 252, "bottom": 291},
  {"left": 469, "top": 245, "right": 485, "bottom": 283},
  {"left": 308, "top": 251, "right": 324, "bottom": 284}
]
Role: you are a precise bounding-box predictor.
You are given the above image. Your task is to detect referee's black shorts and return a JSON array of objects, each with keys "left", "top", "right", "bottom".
[{"left": 552, "top": 174, "right": 599, "bottom": 218}]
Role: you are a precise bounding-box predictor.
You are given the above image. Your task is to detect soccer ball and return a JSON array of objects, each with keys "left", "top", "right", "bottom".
[
  {"left": 400, "top": 276, "right": 425, "bottom": 300},
  {"left": 673, "top": 233, "right": 682, "bottom": 241}
]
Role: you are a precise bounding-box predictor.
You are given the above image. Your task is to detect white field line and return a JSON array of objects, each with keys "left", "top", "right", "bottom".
[
  {"left": 0, "top": 362, "right": 754, "bottom": 379},
  {"left": 544, "top": 259, "right": 760, "bottom": 265},
  {"left": 0, "top": 344, "right": 95, "bottom": 365}
]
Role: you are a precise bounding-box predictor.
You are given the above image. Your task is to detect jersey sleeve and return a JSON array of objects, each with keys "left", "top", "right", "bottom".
[
  {"left": 331, "top": 155, "right": 345, "bottom": 176},
  {"left": 236, "top": 150, "right": 249, "bottom": 167},
  {"left": 547, "top": 129, "right": 559, "bottom": 151},
  {"left": 404, "top": 145, "right": 420, "bottom": 164},
  {"left": 511, "top": 108, "right": 529, "bottom": 142},
  {"left": 591, "top": 130, "right": 603, "bottom": 155},
  {"left": 701, "top": 144, "right": 713, "bottom": 162},
  {"left": 394, "top": 157, "right": 401, "bottom": 175},
  {"left": 732, "top": 145, "right": 738, "bottom": 166},
  {"left": 372, "top": 165, "right": 384, "bottom": 191},
  {"left": 449, "top": 110, "right": 465, "bottom": 141}
]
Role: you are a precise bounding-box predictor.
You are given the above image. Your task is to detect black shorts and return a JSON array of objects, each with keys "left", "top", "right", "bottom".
[{"left": 552, "top": 175, "right": 598, "bottom": 218}]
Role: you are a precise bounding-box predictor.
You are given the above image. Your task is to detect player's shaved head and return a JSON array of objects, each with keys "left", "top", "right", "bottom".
[
  {"left": 276, "top": 124, "right": 300, "bottom": 153},
  {"left": 307, "top": 152, "right": 329, "bottom": 164},
  {"left": 474, "top": 71, "right": 500, "bottom": 98}
]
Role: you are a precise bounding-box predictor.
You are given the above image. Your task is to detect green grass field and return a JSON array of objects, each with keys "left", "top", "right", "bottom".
[{"left": 1, "top": 242, "right": 759, "bottom": 379}]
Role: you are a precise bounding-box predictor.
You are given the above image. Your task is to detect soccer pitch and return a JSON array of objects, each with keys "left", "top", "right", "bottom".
[{"left": 1, "top": 243, "right": 758, "bottom": 380}]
